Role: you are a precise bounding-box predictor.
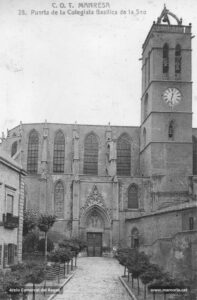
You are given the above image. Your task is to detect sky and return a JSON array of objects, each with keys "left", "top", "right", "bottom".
[{"left": 0, "top": 0, "right": 197, "bottom": 135}]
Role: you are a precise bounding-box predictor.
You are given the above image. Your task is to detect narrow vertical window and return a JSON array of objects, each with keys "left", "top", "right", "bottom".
[
  {"left": 168, "top": 120, "right": 174, "bottom": 139},
  {"left": 117, "top": 134, "right": 131, "bottom": 176},
  {"left": 53, "top": 130, "right": 65, "bottom": 173},
  {"left": 6, "top": 194, "right": 14, "bottom": 214},
  {"left": 163, "top": 43, "right": 169, "bottom": 74},
  {"left": 11, "top": 141, "right": 17, "bottom": 157},
  {"left": 27, "top": 130, "right": 39, "bottom": 174},
  {"left": 54, "top": 181, "right": 64, "bottom": 219},
  {"left": 175, "top": 44, "right": 181, "bottom": 75},
  {"left": 84, "top": 133, "right": 98, "bottom": 175},
  {"left": 189, "top": 217, "right": 194, "bottom": 230},
  {"left": 193, "top": 136, "right": 197, "bottom": 175},
  {"left": 128, "top": 184, "right": 138, "bottom": 209},
  {"left": 143, "top": 128, "right": 146, "bottom": 147},
  {"left": 144, "top": 93, "right": 148, "bottom": 120}
]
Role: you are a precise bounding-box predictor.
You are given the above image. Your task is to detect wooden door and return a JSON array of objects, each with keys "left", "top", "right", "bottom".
[{"left": 87, "top": 233, "right": 102, "bottom": 257}]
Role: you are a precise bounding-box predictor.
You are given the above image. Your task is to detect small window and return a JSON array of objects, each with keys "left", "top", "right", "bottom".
[
  {"left": 144, "top": 94, "right": 148, "bottom": 120},
  {"left": 131, "top": 228, "right": 139, "bottom": 248},
  {"left": 168, "top": 120, "right": 174, "bottom": 139},
  {"left": 128, "top": 184, "right": 138, "bottom": 209},
  {"left": 163, "top": 43, "right": 169, "bottom": 74},
  {"left": 189, "top": 217, "right": 194, "bottom": 230},
  {"left": 11, "top": 141, "right": 17, "bottom": 157},
  {"left": 143, "top": 128, "right": 146, "bottom": 147}
]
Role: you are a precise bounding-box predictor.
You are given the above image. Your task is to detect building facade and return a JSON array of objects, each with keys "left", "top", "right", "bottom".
[
  {"left": 0, "top": 150, "right": 26, "bottom": 269},
  {"left": 1, "top": 6, "right": 197, "bottom": 275}
]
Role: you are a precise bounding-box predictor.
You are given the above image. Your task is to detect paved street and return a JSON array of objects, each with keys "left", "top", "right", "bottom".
[{"left": 55, "top": 257, "right": 131, "bottom": 300}]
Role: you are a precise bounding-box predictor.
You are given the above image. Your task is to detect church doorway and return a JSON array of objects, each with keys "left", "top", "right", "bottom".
[{"left": 87, "top": 232, "right": 102, "bottom": 257}]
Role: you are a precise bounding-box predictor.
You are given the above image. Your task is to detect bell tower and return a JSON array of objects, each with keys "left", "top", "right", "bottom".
[{"left": 140, "top": 6, "right": 193, "bottom": 193}]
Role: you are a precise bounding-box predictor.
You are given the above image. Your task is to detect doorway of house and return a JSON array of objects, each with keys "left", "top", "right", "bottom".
[{"left": 87, "top": 232, "right": 102, "bottom": 257}]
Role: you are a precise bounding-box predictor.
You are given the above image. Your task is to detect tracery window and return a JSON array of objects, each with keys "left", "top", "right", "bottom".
[
  {"left": 27, "top": 130, "right": 39, "bottom": 174},
  {"left": 117, "top": 134, "right": 131, "bottom": 176},
  {"left": 131, "top": 228, "right": 139, "bottom": 249},
  {"left": 163, "top": 43, "right": 169, "bottom": 74},
  {"left": 128, "top": 184, "right": 138, "bottom": 209},
  {"left": 84, "top": 133, "right": 98, "bottom": 175},
  {"left": 11, "top": 141, "right": 17, "bottom": 157},
  {"left": 193, "top": 136, "right": 197, "bottom": 175},
  {"left": 54, "top": 181, "right": 64, "bottom": 219},
  {"left": 175, "top": 44, "right": 181, "bottom": 74},
  {"left": 53, "top": 130, "right": 65, "bottom": 173}
]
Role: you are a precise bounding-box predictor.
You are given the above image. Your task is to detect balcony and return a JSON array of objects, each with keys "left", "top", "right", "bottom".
[{"left": 3, "top": 213, "right": 19, "bottom": 229}]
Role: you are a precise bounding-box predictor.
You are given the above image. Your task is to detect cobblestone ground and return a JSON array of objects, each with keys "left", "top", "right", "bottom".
[{"left": 54, "top": 257, "right": 131, "bottom": 300}]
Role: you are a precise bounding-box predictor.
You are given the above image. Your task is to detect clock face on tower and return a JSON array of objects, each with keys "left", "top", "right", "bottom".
[{"left": 162, "top": 88, "right": 182, "bottom": 107}]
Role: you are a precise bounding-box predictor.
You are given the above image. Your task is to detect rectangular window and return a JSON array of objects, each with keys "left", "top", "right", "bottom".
[
  {"left": 6, "top": 194, "right": 14, "bottom": 214},
  {"left": 189, "top": 217, "right": 194, "bottom": 230},
  {"left": 3, "top": 244, "right": 8, "bottom": 268},
  {"left": 8, "top": 244, "right": 15, "bottom": 265}
]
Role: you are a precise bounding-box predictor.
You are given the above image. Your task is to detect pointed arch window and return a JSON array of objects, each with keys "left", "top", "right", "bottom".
[
  {"left": 168, "top": 120, "right": 175, "bottom": 139},
  {"left": 84, "top": 133, "right": 98, "bottom": 175},
  {"left": 117, "top": 134, "right": 131, "bottom": 176},
  {"left": 175, "top": 44, "right": 181, "bottom": 74},
  {"left": 54, "top": 181, "right": 64, "bottom": 219},
  {"left": 11, "top": 141, "right": 17, "bottom": 157},
  {"left": 128, "top": 184, "right": 138, "bottom": 209},
  {"left": 131, "top": 228, "right": 139, "bottom": 248},
  {"left": 193, "top": 136, "right": 197, "bottom": 175},
  {"left": 27, "top": 130, "right": 39, "bottom": 174},
  {"left": 163, "top": 43, "right": 169, "bottom": 74},
  {"left": 53, "top": 131, "right": 65, "bottom": 173}
]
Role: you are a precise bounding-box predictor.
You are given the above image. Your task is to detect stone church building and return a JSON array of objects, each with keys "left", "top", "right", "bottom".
[{"left": 1, "top": 6, "right": 197, "bottom": 274}]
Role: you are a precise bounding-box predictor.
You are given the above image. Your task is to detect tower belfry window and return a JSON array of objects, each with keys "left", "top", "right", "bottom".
[
  {"left": 175, "top": 44, "right": 181, "bottom": 75},
  {"left": 163, "top": 43, "right": 169, "bottom": 74}
]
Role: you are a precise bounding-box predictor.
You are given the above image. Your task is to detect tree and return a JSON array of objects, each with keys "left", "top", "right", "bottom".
[
  {"left": 140, "top": 263, "right": 163, "bottom": 300},
  {"left": 23, "top": 209, "right": 40, "bottom": 236},
  {"left": 23, "top": 231, "right": 39, "bottom": 253},
  {"left": 37, "top": 238, "right": 54, "bottom": 254},
  {"left": 127, "top": 250, "right": 150, "bottom": 295},
  {"left": 37, "top": 214, "right": 56, "bottom": 263},
  {"left": 24, "top": 262, "right": 45, "bottom": 300},
  {"left": 48, "top": 248, "right": 73, "bottom": 282},
  {"left": 116, "top": 248, "right": 132, "bottom": 277},
  {"left": 59, "top": 237, "right": 86, "bottom": 267}
]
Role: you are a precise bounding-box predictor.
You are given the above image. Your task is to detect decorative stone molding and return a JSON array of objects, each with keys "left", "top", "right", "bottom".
[{"left": 80, "top": 185, "right": 111, "bottom": 218}]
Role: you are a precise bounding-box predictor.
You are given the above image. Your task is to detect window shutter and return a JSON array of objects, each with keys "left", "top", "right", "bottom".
[
  {"left": 0, "top": 245, "right": 2, "bottom": 266},
  {"left": 14, "top": 244, "right": 18, "bottom": 263},
  {"left": 3, "top": 244, "right": 8, "bottom": 268}
]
